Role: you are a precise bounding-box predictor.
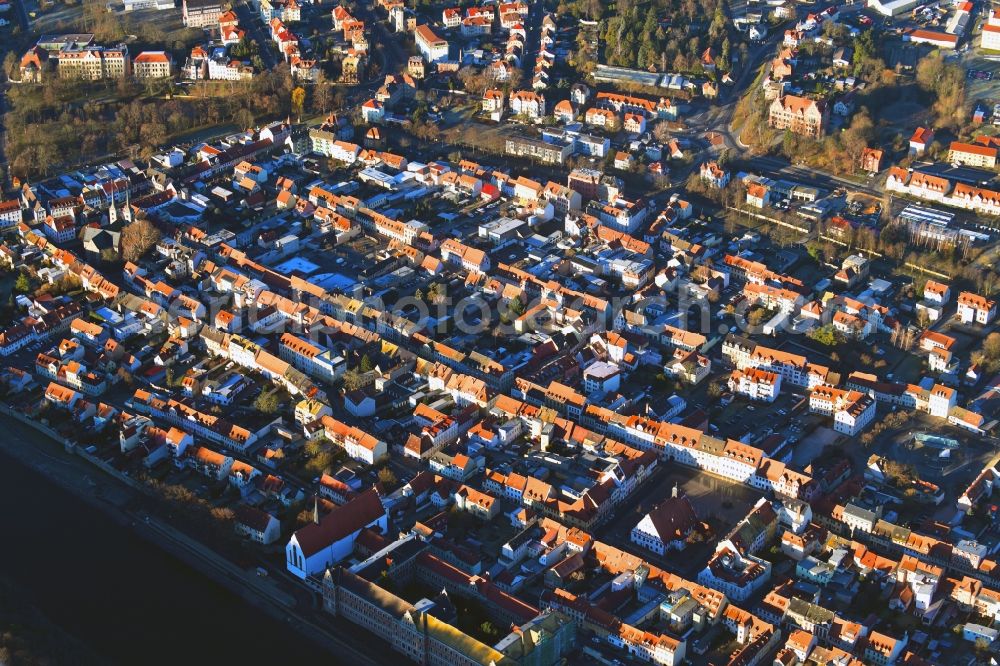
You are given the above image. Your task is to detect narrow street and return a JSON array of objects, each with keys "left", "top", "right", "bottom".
[
  {"left": 519, "top": 0, "right": 544, "bottom": 82},
  {"left": 355, "top": 0, "right": 405, "bottom": 79},
  {"left": 686, "top": 28, "right": 783, "bottom": 155},
  {"left": 234, "top": 0, "right": 279, "bottom": 70}
]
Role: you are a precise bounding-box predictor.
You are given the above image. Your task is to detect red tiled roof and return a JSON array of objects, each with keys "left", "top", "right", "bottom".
[{"left": 292, "top": 488, "right": 384, "bottom": 557}]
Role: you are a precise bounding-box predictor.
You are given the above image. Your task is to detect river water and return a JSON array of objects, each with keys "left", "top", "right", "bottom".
[{"left": 0, "top": 444, "right": 335, "bottom": 665}]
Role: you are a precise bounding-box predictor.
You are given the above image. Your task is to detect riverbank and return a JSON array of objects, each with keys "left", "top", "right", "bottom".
[{"left": 0, "top": 413, "right": 387, "bottom": 665}]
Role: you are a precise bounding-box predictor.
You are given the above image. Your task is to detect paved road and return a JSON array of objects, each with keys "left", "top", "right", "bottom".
[
  {"left": 684, "top": 29, "right": 785, "bottom": 154},
  {"left": 235, "top": 0, "right": 279, "bottom": 70},
  {"left": 748, "top": 154, "right": 883, "bottom": 198},
  {"left": 519, "top": 0, "right": 544, "bottom": 82},
  {"left": 357, "top": 0, "right": 405, "bottom": 79},
  {"left": 665, "top": 30, "right": 784, "bottom": 187}
]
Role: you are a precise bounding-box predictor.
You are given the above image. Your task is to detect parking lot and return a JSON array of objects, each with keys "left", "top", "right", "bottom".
[
  {"left": 714, "top": 388, "right": 810, "bottom": 447},
  {"left": 958, "top": 48, "right": 1000, "bottom": 105}
]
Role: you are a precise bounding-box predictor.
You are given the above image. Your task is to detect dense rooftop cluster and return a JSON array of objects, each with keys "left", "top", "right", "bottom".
[{"left": 8, "top": 0, "right": 1000, "bottom": 662}]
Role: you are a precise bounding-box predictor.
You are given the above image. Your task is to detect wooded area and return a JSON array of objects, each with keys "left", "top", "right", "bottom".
[
  {"left": 4, "top": 68, "right": 303, "bottom": 180},
  {"left": 601, "top": 3, "right": 732, "bottom": 74},
  {"left": 736, "top": 32, "right": 971, "bottom": 173}
]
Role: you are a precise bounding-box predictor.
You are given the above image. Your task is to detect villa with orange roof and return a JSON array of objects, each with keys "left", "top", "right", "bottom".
[
  {"left": 746, "top": 182, "right": 770, "bottom": 208},
  {"left": 699, "top": 161, "right": 729, "bottom": 188},
  {"left": 768, "top": 95, "right": 827, "bottom": 138},
  {"left": 729, "top": 368, "right": 782, "bottom": 403},
  {"left": 949, "top": 141, "right": 998, "bottom": 169},
  {"left": 923, "top": 280, "right": 951, "bottom": 305},
  {"left": 415, "top": 24, "right": 449, "bottom": 62},
  {"left": 809, "top": 386, "right": 876, "bottom": 436},
  {"left": 482, "top": 89, "right": 505, "bottom": 118},
  {"left": 132, "top": 51, "right": 172, "bottom": 79},
  {"left": 909, "top": 127, "right": 934, "bottom": 156},
  {"left": 957, "top": 291, "right": 996, "bottom": 325}
]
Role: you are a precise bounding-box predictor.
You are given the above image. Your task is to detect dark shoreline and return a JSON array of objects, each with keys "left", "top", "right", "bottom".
[
  {"left": 0, "top": 573, "right": 108, "bottom": 666},
  {"left": 0, "top": 414, "right": 358, "bottom": 666}
]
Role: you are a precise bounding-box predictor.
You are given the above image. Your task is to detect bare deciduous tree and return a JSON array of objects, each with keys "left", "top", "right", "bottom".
[{"left": 120, "top": 219, "right": 161, "bottom": 262}]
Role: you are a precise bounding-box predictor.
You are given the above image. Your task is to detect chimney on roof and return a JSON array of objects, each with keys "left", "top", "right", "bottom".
[
  {"left": 313, "top": 494, "right": 321, "bottom": 524},
  {"left": 671, "top": 483, "right": 679, "bottom": 498}
]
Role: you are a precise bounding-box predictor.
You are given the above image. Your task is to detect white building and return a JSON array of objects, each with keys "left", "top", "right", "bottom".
[
  {"left": 327, "top": 140, "right": 361, "bottom": 165},
  {"left": 722, "top": 335, "right": 829, "bottom": 389},
  {"left": 868, "top": 0, "right": 920, "bottom": 16},
  {"left": 983, "top": 9, "right": 1000, "bottom": 50},
  {"left": 321, "top": 415, "right": 388, "bottom": 466},
  {"left": 928, "top": 383, "right": 957, "bottom": 418},
  {"left": 728, "top": 368, "right": 781, "bottom": 402},
  {"left": 963, "top": 623, "right": 998, "bottom": 645},
  {"left": 808, "top": 386, "right": 876, "bottom": 437},
  {"left": 285, "top": 489, "right": 387, "bottom": 579},
  {"left": 361, "top": 99, "right": 385, "bottom": 123},
  {"left": 205, "top": 52, "right": 253, "bottom": 81},
  {"left": 923, "top": 280, "right": 951, "bottom": 305},
  {"left": 279, "top": 333, "right": 345, "bottom": 383},
  {"left": 699, "top": 162, "right": 730, "bottom": 188},
  {"left": 235, "top": 505, "right": 282, "bottom": 545},
  {"left": 697, "top": 547, "right": 771, "bottom": 602},
  {"left": 630, "top": 495, "right": 699, "bottom": 555},
  {"left": 415, "top": 24, "right": 449, "bottom": 63},
  {"left": 0, "top": 200, "right": 24, "bottom": 228},
  {"left": 133, "top": 51, "right": 172, "bottom": 79},
  {"left": 509, "top": 90, "right": 546, "bottom": 119},
  {"left": 583, "top": 361, "right": 621, "bottom": 395},
  {"left": 957, "top": 291, "right": 996, "bottom": 325}
]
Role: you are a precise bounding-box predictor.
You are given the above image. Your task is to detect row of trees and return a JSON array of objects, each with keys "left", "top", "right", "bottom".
[
  {"left": 826, "top": 219, "right": 998, "bottom": 293},
  {"left": 456, "top": 65, "right": 523, "bottom": 96},
  {"left": 808, "top": 324, "right": 842, "bottom": 347},
  {"left": 859, "top": 410, "right": 910, "bottom": 447},
  {"left": 715, "top": 176, "right": 995, "bottom": 293},
  {"left": 718, "top": 180, "right": 998, "bottom": 297},
  {"left": 140, "top": 475, "right": 238, "bottom": 543}
]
